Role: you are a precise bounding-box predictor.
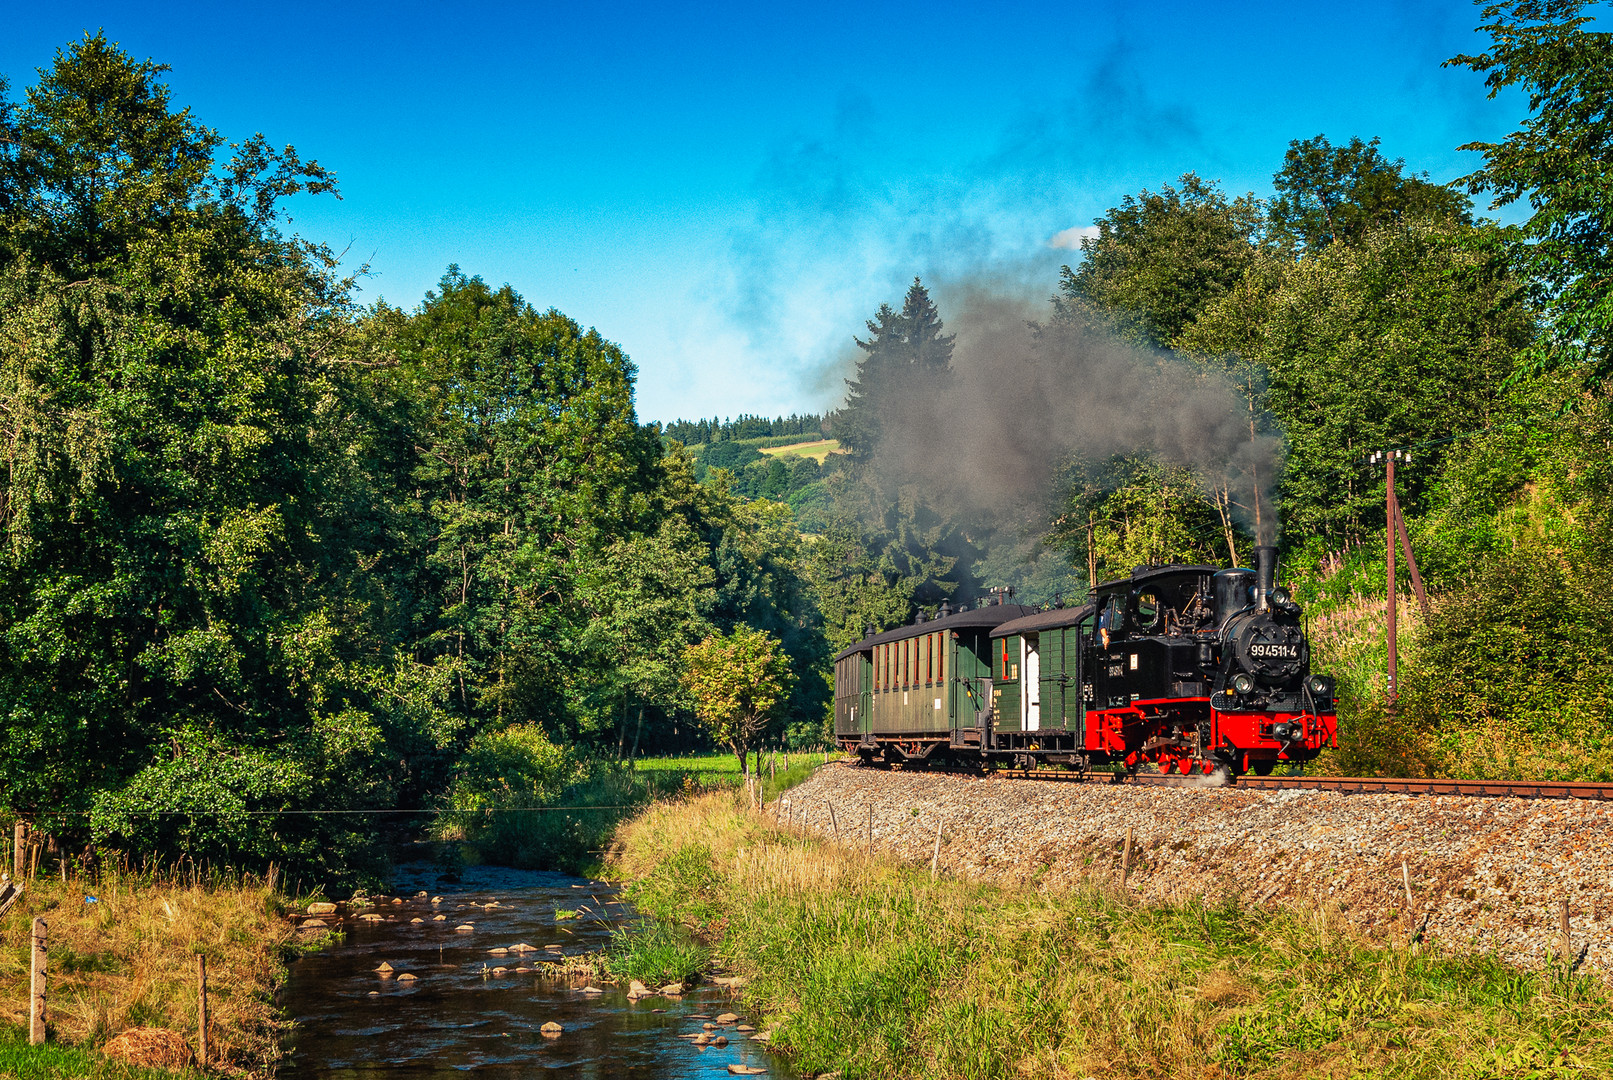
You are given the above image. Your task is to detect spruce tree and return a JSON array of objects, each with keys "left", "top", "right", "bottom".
[{"left": 832, "top": 279, "right": 954, "bottom": 461}]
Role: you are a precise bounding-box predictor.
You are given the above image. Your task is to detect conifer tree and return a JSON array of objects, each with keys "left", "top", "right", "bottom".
[{"left": 832, "top": 278, "right": 954, "bottom": 461}]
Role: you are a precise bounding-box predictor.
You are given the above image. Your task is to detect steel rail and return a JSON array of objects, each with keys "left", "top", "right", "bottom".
[{"left": 878, "top": 761, "right": 1613, "bottom": 801}]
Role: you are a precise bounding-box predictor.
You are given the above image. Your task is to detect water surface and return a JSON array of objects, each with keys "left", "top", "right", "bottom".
[{"left": 279, "top": 864, "right": 792, "bottom": 1078}]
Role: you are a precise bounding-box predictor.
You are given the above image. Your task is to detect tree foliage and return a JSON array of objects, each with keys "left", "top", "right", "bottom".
[
  {"left": 680, "top": 627, "right": 795, "bottom": 774},
  {"left": 1448, "top": 0, "right": 1613, "bottom": 383},
  {"left": 1268, "top": 134, "right": 1472, "bottom": 255},
  {"left": 1055, "top": 173, "right": 1265, "bottom": 349},
  {"left": 0, "top": 35, "right": 419, "bottom": 880}
]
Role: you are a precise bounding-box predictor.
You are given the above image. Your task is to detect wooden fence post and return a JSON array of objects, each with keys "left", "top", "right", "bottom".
[
  {"left": 13, "top": 821, "right": 25, "bottom": 880},
  {"left": 867, "top": 806, "right": 874, "bottom": 852},
  {"left": 1121, "top": 827, "right": 1134, "bottom": 886},
  {"left": 1560, "top": 899, "right": 1571, "bottom": 962},
  {"left": 828, "top": 802, "right": 839, "bottom": 841},
  {"left": 930, "top": 821, "right": 943, "bottom": 879},
  {"left": 197, "top": 954, "right": 210, "bottom": 1068},
  {"left": 1401, "top": 859, "right": 1414, "bottom": 911},
  {"left": 29, "top": 917, "right": 46, "bottom": 1044}
]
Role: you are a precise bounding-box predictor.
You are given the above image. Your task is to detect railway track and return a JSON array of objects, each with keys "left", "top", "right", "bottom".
[{"left": 883, "top": 762, "right": 1613, "bottom": 801}]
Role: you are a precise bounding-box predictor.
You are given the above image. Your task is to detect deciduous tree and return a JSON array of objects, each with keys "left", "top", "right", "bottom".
[{"left": 681, "top": 627, "right": 795, "bottom": 775}]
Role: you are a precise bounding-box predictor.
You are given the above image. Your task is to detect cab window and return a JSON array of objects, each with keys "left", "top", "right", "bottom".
[{"left": 1135, "top": 591, "right": 1160, "bottom": 631}]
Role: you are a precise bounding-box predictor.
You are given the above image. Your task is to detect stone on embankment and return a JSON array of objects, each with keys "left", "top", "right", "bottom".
[
  {"left": 580, "top": 985, "right": 603, "bottom": 995},
  {"left": 712, "top": 1035, "right": 730, "bottom": 1047},
  {"left": 376, "top": 962, "right": 394, "bottom": 975},
  {"left": 716, "top": 1012, "right": 739, "bottom": 1024},
  {"left": 306, "top": 901, "right": 337, "bottom": 915},
  {"left": 396, "top": 973, "right": 418, "bottom": 982},
  {"left": 728, "top": 1066, "right": 767, "bottom": 1076},
  {"left": 540, "top": 1021, "right": 563, "bottom": 1037}
]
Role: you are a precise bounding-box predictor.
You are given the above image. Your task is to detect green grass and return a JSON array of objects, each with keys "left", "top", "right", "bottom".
[
  {"left": 609, "top": 790, "right": 1613, "bottom": 1080},
  {"left": 632, "top": 752, "right": 747, "bottom": 790},
  {"left": 604, "top": 920, "right": 709, "bottom": 986},
  {"left": 0, "top": 1030, "right": 193, "bottom": 1079},
  {"left": 632, "top": 750, "right": 839, "bottom": 800}
]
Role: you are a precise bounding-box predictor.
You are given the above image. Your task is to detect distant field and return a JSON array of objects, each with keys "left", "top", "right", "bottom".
[
  {"left": 635, "top": 753, "right": 743, "bottom": 787},
  {"left": 759, "top": 438, "right": 841, "bottom": 463},
  {"left": 634, "top": 750, "right": 843, "bottom": 801}
]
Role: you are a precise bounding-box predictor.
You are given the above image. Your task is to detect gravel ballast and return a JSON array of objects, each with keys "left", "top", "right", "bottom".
[{"left": 780, "top": 764, "right": 1610, "bottom": 976}]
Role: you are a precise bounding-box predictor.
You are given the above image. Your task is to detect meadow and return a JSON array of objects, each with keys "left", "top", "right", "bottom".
[{"left": 0, "top": 864, "right": 306, "bottom": 1078}]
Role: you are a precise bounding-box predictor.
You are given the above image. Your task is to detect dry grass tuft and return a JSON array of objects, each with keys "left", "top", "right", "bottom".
[
  {"left": 101, "top": 1026, "right": 193, "bottom": 1070},
  {"left": 0, "top": 867, "right": 300, "bottom": 1075}
]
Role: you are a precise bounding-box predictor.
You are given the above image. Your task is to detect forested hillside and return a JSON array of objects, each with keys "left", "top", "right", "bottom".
[{"left": 3, "top": 1, "right": 1611, "bottom": 883}]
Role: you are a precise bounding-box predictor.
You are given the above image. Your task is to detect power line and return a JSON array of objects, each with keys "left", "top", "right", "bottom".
[{"left": 29, "top": 805, "right": 642, "bottom": 818}]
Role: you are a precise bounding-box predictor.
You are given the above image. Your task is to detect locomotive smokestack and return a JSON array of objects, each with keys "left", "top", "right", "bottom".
[{"left": 1254, "top": 545, "right": 1277, "bottom": 612}]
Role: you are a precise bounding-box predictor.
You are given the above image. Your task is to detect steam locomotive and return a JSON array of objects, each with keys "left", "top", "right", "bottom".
[{"left": 831, "top": 546, "right": 1336, "bottom": 778}]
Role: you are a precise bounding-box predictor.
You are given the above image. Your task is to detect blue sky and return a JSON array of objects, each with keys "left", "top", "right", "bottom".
[{"left": 3, "top": 1, "right": 1522, "bottom": 423}]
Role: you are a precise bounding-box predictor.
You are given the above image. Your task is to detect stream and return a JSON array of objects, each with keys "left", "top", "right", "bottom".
[{"left": 277, "top": 864, "right": 795, "bottom": 1078}]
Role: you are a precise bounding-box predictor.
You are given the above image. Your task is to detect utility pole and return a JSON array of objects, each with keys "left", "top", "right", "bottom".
[
  {"left": 1386, "top": 454, "right": 1398, "bottom": 704},
  {"left": 1367, "top": 448, "right": 1430, "bottom": 705}
]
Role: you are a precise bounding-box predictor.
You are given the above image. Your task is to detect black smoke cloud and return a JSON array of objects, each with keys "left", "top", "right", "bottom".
[{"left": 863, "top": 290, "right": 1284, "bottom": 545}]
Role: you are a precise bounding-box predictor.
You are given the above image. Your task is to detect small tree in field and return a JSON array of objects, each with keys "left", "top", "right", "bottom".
[{"left": 681, "top": 627, "right": 795, "bottom": 776}]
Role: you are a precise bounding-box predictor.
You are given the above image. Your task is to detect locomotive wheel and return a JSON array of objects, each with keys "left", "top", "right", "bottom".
[{"left": 1251, "top": 759, "right": 1275, "bottom": 776}]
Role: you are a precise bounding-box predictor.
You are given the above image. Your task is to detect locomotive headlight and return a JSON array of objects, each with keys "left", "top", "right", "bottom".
[
  {"left": 1306, "top": 674, "right": 1334, "bottom": 698},
  {"left": 1232, "top": 673, "right": 1255, "bottom": 696},
  {"left": 1270, "top": 587, "right": 1291, "bottom": 606}
]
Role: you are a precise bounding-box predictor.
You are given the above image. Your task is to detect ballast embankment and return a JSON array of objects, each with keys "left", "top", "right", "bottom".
[{"left": 781, "top": 764, "right": 1610, "bottom": 976}]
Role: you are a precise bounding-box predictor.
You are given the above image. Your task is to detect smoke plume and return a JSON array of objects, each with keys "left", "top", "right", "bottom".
[{"left": 862, "top": 290, "right": 1284, "bottom": 546}]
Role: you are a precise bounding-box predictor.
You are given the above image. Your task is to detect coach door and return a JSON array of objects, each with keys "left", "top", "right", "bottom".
[{"left": 1022, "top": 633, "right": 1041, "bottom": 731}]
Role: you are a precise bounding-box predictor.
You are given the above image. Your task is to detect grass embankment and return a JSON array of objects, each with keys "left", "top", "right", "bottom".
[
  {"left": 0, "top": 868, "right": 303, "bottom": 1077},
  {"left": 609, "top": 790, "right": 1613, "bottom": 1079}
]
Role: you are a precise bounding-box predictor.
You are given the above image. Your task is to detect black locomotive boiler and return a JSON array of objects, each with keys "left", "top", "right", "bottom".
[{"left": 831, "top": 545, "right": 1337, "bottom": 778}]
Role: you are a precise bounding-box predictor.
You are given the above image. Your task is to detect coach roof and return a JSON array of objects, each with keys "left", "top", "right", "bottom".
[
  {"left": 989, "top": 602, "right": 1098, "bottom": 640},
  {"left": 832, "top": 603, "right": 1036, "bottom": 662}
]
